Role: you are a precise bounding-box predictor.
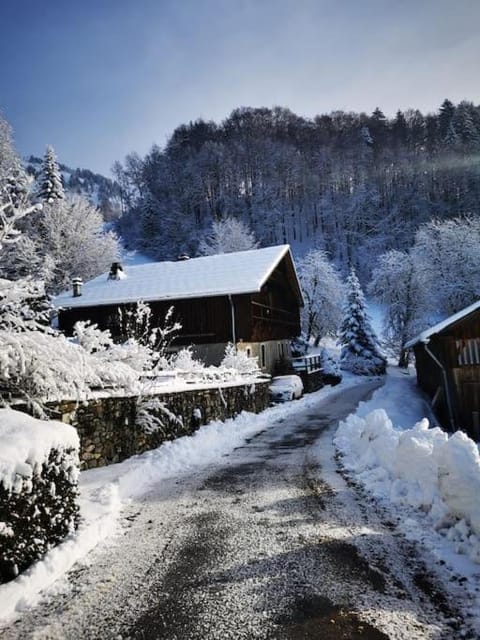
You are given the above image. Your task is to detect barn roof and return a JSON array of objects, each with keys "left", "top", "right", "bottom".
[
  {"left": 53, "top": 244, "right": 303, "bottom": 309},
  {"left": 405, "top": 299, "right": 480, "bottom": 349}
]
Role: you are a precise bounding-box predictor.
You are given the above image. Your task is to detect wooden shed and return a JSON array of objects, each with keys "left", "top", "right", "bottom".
[
  {"left": 406, "top": 301, "right": 480, "bottom": 439},
  {"left": 53, "top": 245, "right": 303, "bottom": 374}
]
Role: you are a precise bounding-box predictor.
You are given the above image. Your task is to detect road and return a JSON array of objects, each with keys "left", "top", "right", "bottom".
[{"left": 1, "top": 381, "right": 467, "bottom": 639}]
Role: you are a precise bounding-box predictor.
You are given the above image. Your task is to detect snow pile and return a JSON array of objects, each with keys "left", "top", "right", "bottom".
[
  {"left": 0, "top": 410, "right": 80, "bottom": 585},
  {"left": 335, "top": 409, "right": 480, "bottom": 561},
  {"left": 0, "top": 409, "right": 79, "bottom": 493}
]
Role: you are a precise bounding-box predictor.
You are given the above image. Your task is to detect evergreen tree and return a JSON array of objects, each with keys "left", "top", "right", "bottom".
[
  {"left": 37, "top": 146, "right": 65, "bottom": 203},
  {"left": 444, "top": 122, "right": 460, "bottom": 149},
  {"left": 0, "top": 113, "right": 29, "bottom": 210},
  {"left": 392, "top": 110, "right": 408, "bottom": 146},
  {"left": 369, "top": 107, "right": 387, "bottom": 146},
  {"left": 452, "top": 101, "right": 480, "bottom": 149},
  {"left": 338, "top": 268, "right": 386, "bottom": 375},
  {"left": 439, "top": 99, "right": 455, "bottom": 140}
]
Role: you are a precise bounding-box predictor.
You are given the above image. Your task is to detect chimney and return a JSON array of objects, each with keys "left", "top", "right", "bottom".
[
  {"left": 108, "top": 262, "right": 124, "bottom": 280},
  {"left": 72, "top": 277, "right": 83, "bottom": 297}
]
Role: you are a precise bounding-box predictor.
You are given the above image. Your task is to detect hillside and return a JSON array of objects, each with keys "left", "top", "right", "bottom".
[
  {"left": 25, "top": 156, "right": 121, "bottom": 221},
  {"left": 114, "top": 100, "right": 480, "bottom": 279}
]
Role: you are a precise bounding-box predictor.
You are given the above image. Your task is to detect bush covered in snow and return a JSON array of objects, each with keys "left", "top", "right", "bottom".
[
  {"left": 335, "top": 409, "right": 480, "bottom": 562},
  {"left": 318, "top": 348, "right": 342, "bottom": 384},
  {"left": 221, "top": 343, "right": 259, "bottom": 375},
  {"left": 0, "top": 409, "right": 80, "bottom": 583}
]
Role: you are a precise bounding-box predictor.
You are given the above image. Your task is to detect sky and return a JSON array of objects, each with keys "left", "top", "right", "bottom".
[{"left": 1, "top": 0, "right": 479, "bottom": 174}]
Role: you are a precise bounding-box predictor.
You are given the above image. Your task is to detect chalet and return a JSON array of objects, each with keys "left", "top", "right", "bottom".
[
  {"left": 53, "top": 245, "right": 303, "bottom": 374},
  {"left": 406, "top": 300, "right": 480, "bottom": 439}
]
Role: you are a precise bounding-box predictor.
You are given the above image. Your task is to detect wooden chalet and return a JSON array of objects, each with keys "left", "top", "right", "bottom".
[
  {"left": 53, "top": 245, "right": 303, "bottom": 374},
  {"left": 406, "top": 301, "right": 480, "bottom": 439}
]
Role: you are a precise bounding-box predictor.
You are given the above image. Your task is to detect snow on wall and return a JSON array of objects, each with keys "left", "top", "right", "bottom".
[{"left": 42, "top": 380, "right": 270, "bottom": 470}]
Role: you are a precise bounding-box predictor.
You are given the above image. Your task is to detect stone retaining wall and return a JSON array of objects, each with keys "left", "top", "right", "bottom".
[{"left": 45, "top": 381, "right": 270, "bottom": 470}]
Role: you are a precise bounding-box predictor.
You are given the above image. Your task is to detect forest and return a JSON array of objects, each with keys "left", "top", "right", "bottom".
[{"left": 113, "top": 99, "right": 480, "bottom": 281}]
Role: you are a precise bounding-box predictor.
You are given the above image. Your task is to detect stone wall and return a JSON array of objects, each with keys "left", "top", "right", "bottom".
[{"left": 46, "top": 381, "right": 270, "bottom": 470}]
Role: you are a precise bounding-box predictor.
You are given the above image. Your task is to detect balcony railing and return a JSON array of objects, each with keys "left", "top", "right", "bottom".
[{"left": 290, "top": 354, "right": 322, "bottom": 374}]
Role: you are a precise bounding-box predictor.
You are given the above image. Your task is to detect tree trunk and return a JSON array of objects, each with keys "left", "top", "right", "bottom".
[{"left": 398, "top": 348, "right": 409, "bottom": 368}]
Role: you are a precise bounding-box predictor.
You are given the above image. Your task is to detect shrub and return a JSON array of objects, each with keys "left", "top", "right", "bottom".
[{"left": 0, "top": 409, "right": 80, "bottom": 583}]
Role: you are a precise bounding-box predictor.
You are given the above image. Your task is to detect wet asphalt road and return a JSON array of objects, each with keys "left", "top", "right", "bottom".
[{"left": 1, "top": 380, "right": 467, "bottom": 640}]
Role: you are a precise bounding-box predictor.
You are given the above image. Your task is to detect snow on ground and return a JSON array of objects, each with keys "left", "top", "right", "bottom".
[
  {"left": 331, "top": 368, "right": 480, "bottom": 632},
  {"left": 0, "top": 374, "right": 362, "bottom": 623},
  {"left": 366, "top": 299, "right": 387, "bottom": 342}
]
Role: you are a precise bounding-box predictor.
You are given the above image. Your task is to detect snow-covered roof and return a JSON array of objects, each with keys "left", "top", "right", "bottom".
[
  {"left": 405, "top": 300, "right": 480, "bottom": 348},
  {"left": 53, "top": 245, "right": 303, "bottom": 309}
]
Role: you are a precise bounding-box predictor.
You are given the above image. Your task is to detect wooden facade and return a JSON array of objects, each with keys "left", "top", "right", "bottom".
[
  {"left": 411, "top": 307, "right": 480, "bottom": 439},
  {"left": 58, "top": 255, "right": 302, "bottom": 371}
]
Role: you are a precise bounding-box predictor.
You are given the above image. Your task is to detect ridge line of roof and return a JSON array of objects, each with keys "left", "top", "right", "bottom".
[
  {"left": 405, "top": 299, "right": 480, "bottom": 348},
  {"left": 53, "top": 244, "right": 295, "bottom": 309}
]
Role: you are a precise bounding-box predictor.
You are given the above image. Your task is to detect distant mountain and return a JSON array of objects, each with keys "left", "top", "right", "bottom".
[{"left": 25, "top": 156, "right": 122, "bottom": 221}]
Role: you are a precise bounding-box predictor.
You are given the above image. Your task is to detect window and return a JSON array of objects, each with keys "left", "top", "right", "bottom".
[
  {"left": 456, "top": 339, "right": 480, "bottom": 365},
  {"left": 261, "top": 344, "right": 266, "bottom": 368}
]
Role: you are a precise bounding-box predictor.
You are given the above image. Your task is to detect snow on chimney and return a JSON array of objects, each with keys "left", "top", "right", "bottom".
[
  {"left": 108, "top": 262, "right": 125, "bottom": 280},
  {"left": 72, "top": 277, "right": 83, "bottom": 297}
]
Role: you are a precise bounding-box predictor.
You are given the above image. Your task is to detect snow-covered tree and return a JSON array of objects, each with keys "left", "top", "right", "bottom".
[
  {"left": 36, "top": 146, "right": 64, "bottom": 203},
  {"left": 338, "top": 268, "right": 386, "bottom": 375},
  {"left": 118, "top": 302, "right": 181, "bottom": 368},
  {"left": 297, "top": 249, "right": 344, "bottom": 344},
  {"left": 221, "top": 343, "right": 259, "bottom": 374},
  {"left": 0, "top": 114, "right": 31, "bottom": 213},
  {"left": 198, "top": 216, "right": 259, "bottom": 256},
  {"left": 369, "top": 250, "right": 425, "bottom": 367},
  {"left": 29, "top": 195, "right": 119, "bottom": 293},
  {"left": 413, "top": 217, "right": 480, "bottom": 316}
]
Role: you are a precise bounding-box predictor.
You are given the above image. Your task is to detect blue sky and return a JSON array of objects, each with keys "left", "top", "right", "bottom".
[{"left": 1, "top": 0, "right": 479, "bottom": 174}]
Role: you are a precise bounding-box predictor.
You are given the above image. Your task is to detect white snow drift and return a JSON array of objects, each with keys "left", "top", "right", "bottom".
[
  {"left": 335, "top": 409, "right": 480, "bottom": 562},
  {"left": 0, "top": 409, "right": 79, "bottom": 492}
]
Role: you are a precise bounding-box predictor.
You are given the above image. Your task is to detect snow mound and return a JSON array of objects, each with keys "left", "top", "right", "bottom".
[
  {"left": 335, "top": 409, "right": 480, "bottom": 562},
  {"left": 0, "top": 409, "right": 79, "bottom": 492}
]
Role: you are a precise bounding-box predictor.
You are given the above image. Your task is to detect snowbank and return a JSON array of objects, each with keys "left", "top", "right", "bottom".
[
  {"left": 0, "top": 409, "right": 79, "bottom": 492},
  {"left": 335, "top": 409, "right": 480, "bottom": 562}
]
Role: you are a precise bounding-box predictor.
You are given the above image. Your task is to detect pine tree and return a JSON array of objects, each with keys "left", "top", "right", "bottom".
[
  {"left": 392, "top": 110, "right": 408, "bottom": 146},
  {"left": 439, "top": 99, "right": 455, "bottom": 140},
  {"left": 452, "top": 101, "right": 480, "bottom": 149},
  {"left": 338, "top": 268, "right": 386, "bottom": 375},
  {"left": 37, "top": 146, "right": 65, "bottom": 203},
  {"left": 0, "top": 113, "right": 29, "bottom": 211},
  {"left": 444, "top": 122, "right": 460, "bottom": 149}
]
